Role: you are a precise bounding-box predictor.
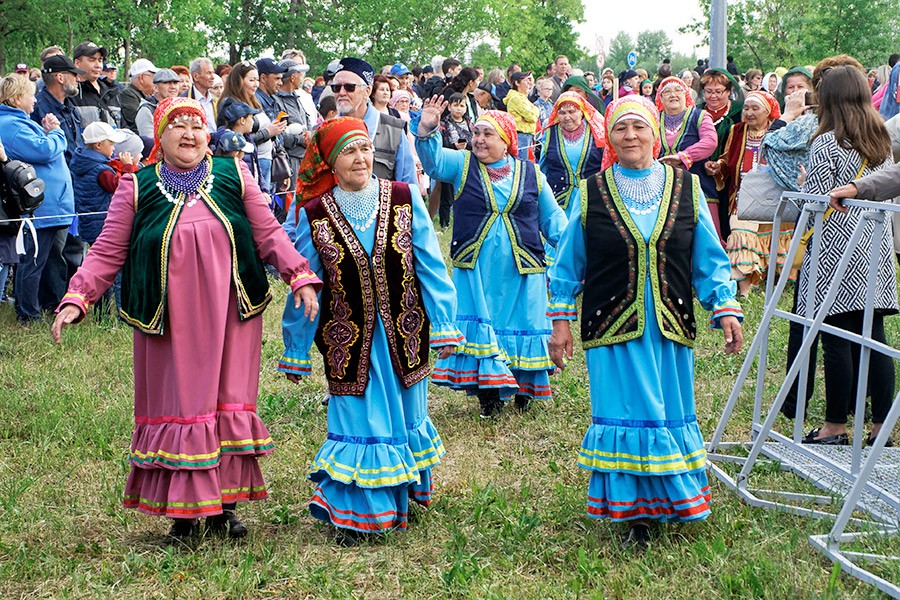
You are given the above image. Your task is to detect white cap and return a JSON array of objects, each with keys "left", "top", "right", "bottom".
[
  {"left": 129, "top": 58, "right": 158, "bottom": 77},
  {"left": 82, "top": 121, "right": 128, "bottom": 144}
]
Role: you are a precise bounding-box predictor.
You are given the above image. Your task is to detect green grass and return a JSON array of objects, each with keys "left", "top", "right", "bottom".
[{"left": 0, "top": 264, "right": 898, "bottom": 598}]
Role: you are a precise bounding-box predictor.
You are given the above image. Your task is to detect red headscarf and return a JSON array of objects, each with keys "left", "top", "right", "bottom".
[
  {"left": 546, "top": 91, "right": 606, "bottom": 149},
  {"left": 744, "top": 90, "right": 781, "bottom": 120},
  {"left": 149, "top": 96, "right": 209, "bottom": 164},
  {"left": 654, "top": 76, "right": 695, "bottom": 113},
  {"left": 296, "top": 117, "right": 370, "bottom": 202},
  {"left": 601, "top": 95, "right": 661, "bottom": 171},
  {"left": 474, "top": 110, "right": 518, "bottom": 157}
]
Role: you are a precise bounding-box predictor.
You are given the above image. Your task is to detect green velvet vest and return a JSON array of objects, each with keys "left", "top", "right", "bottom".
[{"left": 120, "top": 156, "right": 271, "bottom": 335}]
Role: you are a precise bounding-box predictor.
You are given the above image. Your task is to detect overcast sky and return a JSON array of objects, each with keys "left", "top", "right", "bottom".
[{"left": 576, "top": 0, "right": 709, "bottom": 60}]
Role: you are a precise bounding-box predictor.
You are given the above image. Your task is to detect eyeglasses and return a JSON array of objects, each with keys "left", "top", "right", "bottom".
[
  {"left": 660, "top": 88, "right": 685, "bottom": 98},
  {"left": 331, "top": 83, "right": 358, "bottom": 93},
  {"left": 704, "top": 87, "right": 728, "bottom": 97}
]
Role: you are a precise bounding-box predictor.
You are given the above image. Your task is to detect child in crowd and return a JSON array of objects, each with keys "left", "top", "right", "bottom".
[
  {"left": 441, "top": 92, "right": 473, "bottom": 151},
  {"left": 317, "top": 96, "right": 338, "bottom": 122},
  {"left": 70, "top": 121, "right": 137, "bottom": 318},
  {"left": 533, "top": 79, "right": 554, "bottom": 128},
  {"left": 217, "top": 100, "right": 261, "bottom": 184},
  {"left": 213, "top": 129, "right": 255, "bottom": 161}
]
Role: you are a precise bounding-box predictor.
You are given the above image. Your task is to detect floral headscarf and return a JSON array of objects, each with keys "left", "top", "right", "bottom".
[
  {"left": 744, "top": 90, "right": 781, "bottom": 120},
  {"left": 601, "top": 95, "right": 661, "bottom": 170},
  {"left": 654, "top": 76, "right": 695, "bottom": 113},
  {"left": 546, "top": 91, "right": 606, "bottom": 149},
  {"left": 149, "top": 96, "right": 209, "bottom": 164},
  {"left": 296, "top": 117, "right": 370, "bottom": 202},
  {"left": 475, "top": 110, "right": 518, "bottom": 156}
]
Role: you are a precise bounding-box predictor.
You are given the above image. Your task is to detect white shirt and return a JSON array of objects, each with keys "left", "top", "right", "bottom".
[{"left": 193, "top": 86, "right": 216, "bottom": 132}]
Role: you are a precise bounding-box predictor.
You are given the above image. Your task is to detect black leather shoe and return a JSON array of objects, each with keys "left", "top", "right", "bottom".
[
  {"left": 206, "top": 510, "right": 248, "bottom": 538},
  {"left": 166, "top": 519, "right": 200, "bottom": 544},
  {"left": 514, "top": 395, "right": 533, "bottom": 412},
  {"left": 477, "top": 389, "right": 502, "bottom": 419},
  {"left": 801, "top": 428, "right": 849, "bottom": 445},
  {"left": 622, "top": 523, "right": 651, "bottom": 550},
  {"left": 866, "top": 433, "right": 895, "bottom": 448}
]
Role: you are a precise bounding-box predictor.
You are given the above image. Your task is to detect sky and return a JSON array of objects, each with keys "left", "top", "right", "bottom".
[{"left": 575, "top": 0, "right": 709, "bottom": 61}]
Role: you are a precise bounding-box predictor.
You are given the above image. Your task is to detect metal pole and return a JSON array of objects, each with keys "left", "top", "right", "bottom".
[{"left": 709, "top": 0, "right": 727, "bottom": 69}]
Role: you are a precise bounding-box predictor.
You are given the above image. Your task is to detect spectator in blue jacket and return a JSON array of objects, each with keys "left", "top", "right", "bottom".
[
  {"left": 31, "top": 55, "right": 85, "bottom": 164},
  {"left": 0, "top": 74, "right": 74, "bottom": 324}
]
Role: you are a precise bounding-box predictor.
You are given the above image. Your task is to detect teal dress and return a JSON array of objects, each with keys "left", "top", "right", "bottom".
[
  {"left": 416, "top": 132, "right": 568, "bottom": 402},
  {"left": 548, "top": 163, "right": 742, "bottom": 522},
  {"left": 279, "top": 180, "right": 462, "bottom": 533}
]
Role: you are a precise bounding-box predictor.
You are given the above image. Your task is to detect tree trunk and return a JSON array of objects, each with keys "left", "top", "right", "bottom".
[{"left": 123, "top": 37, "right": 131, "bottom": 75}]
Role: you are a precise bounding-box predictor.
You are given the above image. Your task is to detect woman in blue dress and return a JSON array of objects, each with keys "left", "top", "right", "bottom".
[
  {"left": 415, "top": 98, "right": 567, "bottom": 418},
  {"left": 548, "top": 96, "right": 744, "bottom": 547},
  {"left": 279, "top": 117, "right": 462, "bottom": 544}
]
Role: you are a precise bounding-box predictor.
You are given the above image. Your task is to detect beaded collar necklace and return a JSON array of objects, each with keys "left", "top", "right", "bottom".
[
  {"left": 485, "top": 157, "right": 512, "bottom": 182},
  {"left": 333, "top": 177, "right": 380, "bottom": 233},
  {"left": 561, "top": 120, "right": 586, "bottom": 144},
  {"left": 156, "top": 157, "right": 213, "bottom": 208},
  {"left": 613, "top": 162, "right": 665, "bottom": 216}
]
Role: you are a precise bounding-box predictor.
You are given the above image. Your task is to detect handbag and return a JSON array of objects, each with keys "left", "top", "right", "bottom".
[
  {"left": 736, "top": 145, "right": 799, "bottom": 222},
  {"left": 791, "top": 159, "right": 867, "bottom": 270}
]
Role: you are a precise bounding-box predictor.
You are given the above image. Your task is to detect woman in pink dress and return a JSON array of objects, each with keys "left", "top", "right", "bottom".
[{"left": 51, "top": 97, "right": 321, "bottom": 543}]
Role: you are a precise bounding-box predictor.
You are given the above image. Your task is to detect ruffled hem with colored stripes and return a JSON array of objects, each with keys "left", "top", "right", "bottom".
[
  {"left": 726, "top": 229, "right": 765, "bottom": 284},
  {"left": 129, "top": 409, "right": 273, "bottom": 470},
  {"left": 123, "top": 454, "right": 268, "bottom": 518},
  {"left": 309, "top": 469, "right": 436, "bottom": 533},
  {"left": 577, "top": 416, "right": 707, "bottom": 475},
  {"left": 308, "top": 418, "right": 444, "bottom": 489},
  {"left": 585, "top": 470, "right": 711, "bottom": 523}
]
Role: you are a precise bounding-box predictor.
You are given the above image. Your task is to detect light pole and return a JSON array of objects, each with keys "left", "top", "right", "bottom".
[{"left": 709, "top": 0, "right": 727, "bottom": 69}]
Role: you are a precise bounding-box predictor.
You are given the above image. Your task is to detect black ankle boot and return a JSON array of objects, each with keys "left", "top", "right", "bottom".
[
  {"left": 477, "top": 389, "right": 501, "bottom": 418},
  {"left": 514, "top": 394, "right": 532, "bottom": 412},
  {"left": 166, "top": 519, "right": 200, "bottom": 543},
  {"left": 206, "top": 510, "right": 248, "bottom": 538}
]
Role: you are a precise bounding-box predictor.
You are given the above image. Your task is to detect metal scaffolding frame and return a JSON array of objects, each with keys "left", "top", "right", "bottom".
[{"left": 707, "top": 193, "right": 900, "bottom": 597}]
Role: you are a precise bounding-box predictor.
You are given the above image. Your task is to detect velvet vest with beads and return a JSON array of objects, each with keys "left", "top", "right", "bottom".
[
  {"left": 450, "top": 152, "right": 545, "bottom": 274},
  {"left": 304, "top": 179, "right": 431, "bottom": 396},
  {"left": 581, "top": 165, "right": 699, "bottom": 348},
  {"left": 121, "top": 156, "right": 271, "bottom": 335},
  {"left": 543, "top": 123, "right": 603, "bottom": 210},
  {"left": 658, "top": 107, "right": 718, "bottom": 201}
]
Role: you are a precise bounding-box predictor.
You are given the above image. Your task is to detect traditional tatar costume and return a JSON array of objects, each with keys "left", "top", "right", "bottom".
[
  {"left": 60, "top": 97, "right": 321, "bottom": 536},
  {"left": 549, "top": 96, "right": 743, "bottom": 523},
  {"left": 279, "top": 117, "right": 462, "bottom": 536},
  {"left": 416, "top": 110, "right": 567, "bottom": 413}
]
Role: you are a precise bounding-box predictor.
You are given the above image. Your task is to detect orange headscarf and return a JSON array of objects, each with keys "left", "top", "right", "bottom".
[
  {"left": 296, "top": 117, "right": 370, "bottom": 203},
  {"left": 546, "top": 91, "right": 606, "bottom": 149},
  {"left": 654, "top": 76, "right": 695, "bottom": 113},
  {"left": 474, "top": 111, "right": 518, "bottom": 156},
  {"left": 148, "top": 96, "right": 209, "bottom": 164},
  {"left": 600, "top": 95, "right": 661, "bottom": 171},
  {"left": 744, "top": 90, "right": 781, "bottom": 120}
]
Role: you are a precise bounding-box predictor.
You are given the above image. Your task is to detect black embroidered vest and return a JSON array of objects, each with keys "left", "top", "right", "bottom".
[
  {"left": 304, "top": 179, "right": 431, "bottom": 395},
  {"left": 542, "top": 123, "right": 603, "bottom": 210},
  {"left": 581, "top": 165, "right": 699, "bottom": 348}
]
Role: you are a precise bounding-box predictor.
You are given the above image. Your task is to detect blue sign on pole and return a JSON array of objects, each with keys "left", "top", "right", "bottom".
[{"left": 627, "top": 51, "right": 637, "bottom": 68}]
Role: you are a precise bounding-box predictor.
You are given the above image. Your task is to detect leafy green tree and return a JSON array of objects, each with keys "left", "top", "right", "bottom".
[
  {"left": 636, "top": 30, "right": 672, "bottom": 66},
  {"left": 606, "top": 31, "right": 634, "bottom": 73}
]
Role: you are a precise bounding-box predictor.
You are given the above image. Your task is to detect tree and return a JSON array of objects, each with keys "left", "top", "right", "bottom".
[
  {"left": 636, "top": 30, "right": 672, "bottom": 66},
  {"left": 606, "top": 31, "right": 634, "bottom": 74}
]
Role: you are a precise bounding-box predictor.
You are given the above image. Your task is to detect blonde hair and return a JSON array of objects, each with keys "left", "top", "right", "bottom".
[{"left": 0, "top": 73, "right": 36, "bottom": 108}]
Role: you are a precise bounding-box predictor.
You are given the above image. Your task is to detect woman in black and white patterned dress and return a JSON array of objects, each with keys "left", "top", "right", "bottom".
[{"left": 796, "top": 65, "right": 897, "bottom": 446}]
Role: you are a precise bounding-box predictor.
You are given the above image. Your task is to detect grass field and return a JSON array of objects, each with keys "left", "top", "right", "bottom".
[{"left": 0, "top": 266, "right": 898, "bottom": 598}]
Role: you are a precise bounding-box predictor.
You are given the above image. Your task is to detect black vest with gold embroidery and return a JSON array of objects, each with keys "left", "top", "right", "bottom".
[
  {"left": 581, "top": 165, "right": 699, "bottom": 348},
  {"left": 304, "top": 179, "right": 431, "bottom": 395}
]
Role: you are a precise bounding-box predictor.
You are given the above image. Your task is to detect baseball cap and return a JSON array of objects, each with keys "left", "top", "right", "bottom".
[
  {"left": 390, "top": 63, "right": 411, "bottom": 77},
  {"left": 129, "top": 58, "right": 158, "bottom": 77},
  {"left": 215, "top": 130, "right": 254, "bottom": 154},
  {"left": 73, "top": 42, "right": 108, "bottom": 61},
  {"left": 82, "top": 121, "right": 128, "bottom": 144},
  {"left": 42, "top": 55, "right": 86, "bottom": 75},
  {"left": 15, "top": 64, "right": 28, "bottom": 73},
  {"left": 102, "top": 63, "right": 117, "bottom": 71},
  {"left": 256, "top": 58, "right": 288, "bottom": 75},
  {"left": 152, "top": 68, "right": 182, "bottom": 84},
  {"left": 220, "top": 100, "right": 261, "bottom": 125},
  {"left": 278, "top": 59, "right": 305, "bottom": 74}
]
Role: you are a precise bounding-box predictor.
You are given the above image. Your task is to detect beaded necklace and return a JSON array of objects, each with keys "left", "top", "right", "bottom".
[
  {"left": 485, "top": 158, "right": 512, "bottom": 182},
  {"left": 333, "top": 177, "right": 380, "bottom": 233},
  {"left": 156, "top": 157, "right": 213, "bottom": 208},
  {"left": 664, "top": 112, "right": 685, "bottom": 138},
  {"left": 561, "top": 120, "right": 586, "bottom": 144},
  {"left": 613, "top": 162, "right": 665, "bottom": 215}
]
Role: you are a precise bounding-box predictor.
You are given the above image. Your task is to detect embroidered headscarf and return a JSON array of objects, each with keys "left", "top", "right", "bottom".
[
  {"left": 475, "top": 110, "right": 518, "bottom": 156},
  {"left": 744, "top": 90, "right": 781, "bottom": 120},
  {"left": 296, "top": 117, "right": 370, "bottom": 202},
  {"left": 654, "top": 76, "right": 695, "bottom": 113},
  {"left": 601, "top": 95, "right": 661, "bottom": 170},
  {"left": 149, "top": 96, "right": 209, "bottom": 164},
  {"left": 546, "top": 91, "right": 606, "bottom": 149}
]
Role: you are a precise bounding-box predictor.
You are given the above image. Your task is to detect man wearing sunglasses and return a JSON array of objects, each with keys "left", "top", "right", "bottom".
[{"left": 330, "top": 57, "right": 417, "bottom": 185}]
